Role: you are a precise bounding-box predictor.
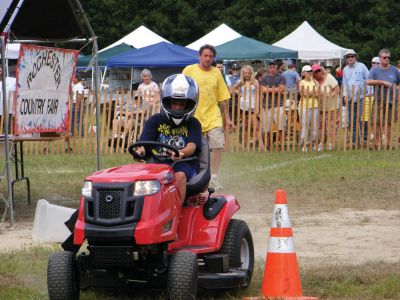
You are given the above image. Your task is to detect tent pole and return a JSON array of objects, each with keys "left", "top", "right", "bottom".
[
  {"left": 73, "top": 0, "right": 101, "bottom": 170},
  {"left": 100, "top": 66, "right": 107, "bottom": 90},
  {"left": 129, "top": 67, "right": 133, "bottom": 97},
  {"left": 1, "top": 35, "right": 15, "bottom": 228},
  {"left": 2, "top": 0, "right": 26, "bottom": 34}
]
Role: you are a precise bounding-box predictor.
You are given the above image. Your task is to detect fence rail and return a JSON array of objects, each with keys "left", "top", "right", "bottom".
[{"left": 1, "top": 85, "right": 400, "bottom": 155}]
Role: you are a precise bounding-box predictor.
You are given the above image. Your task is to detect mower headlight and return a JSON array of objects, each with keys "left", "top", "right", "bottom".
[
  {"left": 82, "top": 181, "right": 92, "bottom": 197},
  {"left": 134, "top": 180, "right": 160, "bottom": 196}
]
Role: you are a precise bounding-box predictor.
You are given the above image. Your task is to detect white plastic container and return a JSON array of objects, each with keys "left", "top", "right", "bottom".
[{"left": 32, "top": 199, "right": 76, "bottom": 243}]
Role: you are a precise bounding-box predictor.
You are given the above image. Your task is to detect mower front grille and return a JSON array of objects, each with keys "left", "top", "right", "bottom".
[
  {"left": 84, "top": 183, "right": 143, "bottom": 227},
  {"left": 98, "top": 190, "right": 122, "bottom": 219}
]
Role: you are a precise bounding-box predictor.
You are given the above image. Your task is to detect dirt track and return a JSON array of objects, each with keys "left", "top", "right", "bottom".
[
  {"left": 239, "top": 209, "right": 400, "bottom": 265},
  {"left": 1, "top": 207, "right": 399, "bottom": 268}
]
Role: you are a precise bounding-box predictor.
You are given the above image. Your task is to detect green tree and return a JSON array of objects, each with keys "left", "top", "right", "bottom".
[{"left": 80, "top": 0, "right": 400, "bottom": 62}]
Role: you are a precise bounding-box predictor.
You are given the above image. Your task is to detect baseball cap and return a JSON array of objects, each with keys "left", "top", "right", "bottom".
[
  {"left": 371, "top": 57, "right": 380, "bottom": 64},
  {"left": 311, "top": 64, "right": 322, "bottom": 72},
  {"left": 231, "top": 63, "right": 240, "bottom": 69},
  {"left": 268, "top": 59, "right": 277, "bottom": 65},
  {"left": 301, "top": 65, "right": 312, "bottom": 72}
]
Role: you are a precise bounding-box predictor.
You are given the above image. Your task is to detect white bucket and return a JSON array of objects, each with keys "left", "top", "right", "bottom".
[{"left": 32, "top": 199, "right": 76, "bottom": 243}]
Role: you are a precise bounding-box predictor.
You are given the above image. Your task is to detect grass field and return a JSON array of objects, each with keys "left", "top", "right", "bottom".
[{"left": 1, "top": 149, "right": 400, "bottom": 299}]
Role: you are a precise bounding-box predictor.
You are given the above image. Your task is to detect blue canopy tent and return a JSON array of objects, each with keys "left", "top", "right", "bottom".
[{"left": 107, "top": 42, "right": 198, "bottom": 68}]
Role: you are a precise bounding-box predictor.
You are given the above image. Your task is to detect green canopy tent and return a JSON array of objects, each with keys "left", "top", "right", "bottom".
[
  {"left": 215, "top": 36, "right": 297, "bottom": 60},
  {"left": 77, "top": 43, "right": 134, "bottom": 67}
]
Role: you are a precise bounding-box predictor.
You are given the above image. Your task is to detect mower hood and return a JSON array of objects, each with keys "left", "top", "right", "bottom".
[{"left": 85, "top": 163, "right": 173, "bottom": 183}]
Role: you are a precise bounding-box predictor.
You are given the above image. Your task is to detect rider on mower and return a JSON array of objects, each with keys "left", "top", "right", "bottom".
[{"left": 136, "top": 74, "right": 202, "bottom": 201}]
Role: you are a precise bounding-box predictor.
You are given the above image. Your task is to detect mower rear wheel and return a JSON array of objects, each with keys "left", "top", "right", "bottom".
[
  {"left": 47, "top": 251, "right": 79, "bottom": 300},
  {"left": 219, "top": 219, "right": 254, "bottom": 286},
  {"left": 167, "top": 251, "right": 198, "bottom": 300}
]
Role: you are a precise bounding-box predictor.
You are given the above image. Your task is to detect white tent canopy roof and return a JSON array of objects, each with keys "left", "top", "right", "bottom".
[
  {"left": 100, "top": 25, "right": 170, "bottom": 52},
  {"left": 273, "top": 21, "right": 353, "bottom": 60},
  {"left": 186, "top": 23, "right": 241, "bottom": 51}
]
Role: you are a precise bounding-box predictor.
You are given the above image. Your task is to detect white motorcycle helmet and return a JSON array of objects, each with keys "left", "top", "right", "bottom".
[{"left": 161, "top": 74, "right": 198, "bottom": 126}]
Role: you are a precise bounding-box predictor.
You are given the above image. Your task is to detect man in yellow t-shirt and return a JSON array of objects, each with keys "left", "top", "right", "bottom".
[{"left": 183, "top": 44, "right": 233, "bottom": 190}]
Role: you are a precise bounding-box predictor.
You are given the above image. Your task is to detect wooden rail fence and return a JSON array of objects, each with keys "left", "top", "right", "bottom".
[{"left": 1, "top": 85, "right": 399, "bottom": 155}]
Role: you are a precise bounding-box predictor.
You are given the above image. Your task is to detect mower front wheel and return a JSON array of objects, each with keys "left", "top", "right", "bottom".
[
  {"left": 47, "top": 251, "right": 79, "bottom": 300},
  {"left": 167, "top": 251, "right": 198, "bottom": 300}
]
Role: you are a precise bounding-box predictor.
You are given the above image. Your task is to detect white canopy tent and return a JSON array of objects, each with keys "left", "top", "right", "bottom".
[
  {"left": 186, "top": 23, "right": 241, "bottom": 51},
  {"left": 273, "top": 21, "right": 353, "bottom": 60},
  {"left": 100, "top": 25, "right": 170, "bottom": 52}
]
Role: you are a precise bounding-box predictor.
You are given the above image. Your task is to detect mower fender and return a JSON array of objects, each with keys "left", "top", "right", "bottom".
[
  {"left": 73, "top": 196, "right": 85, "bottom": 246},
  {"left": 168, "top": 195, "right": 240, "bottom": 253},
  {"left": 134, "top": 184, "right": 181, "bottom": 244}
]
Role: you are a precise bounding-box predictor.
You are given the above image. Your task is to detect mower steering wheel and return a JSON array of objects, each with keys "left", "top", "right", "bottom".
[{"left": 128, "top": 141, "right": 180, "bottom": 162}]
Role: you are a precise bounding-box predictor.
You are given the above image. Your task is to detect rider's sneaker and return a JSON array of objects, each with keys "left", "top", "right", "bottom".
[{"left": 210, "top": 175, "right": 223, "bottom": 191}]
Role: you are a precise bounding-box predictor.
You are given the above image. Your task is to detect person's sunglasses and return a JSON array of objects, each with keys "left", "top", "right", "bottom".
[
  {"left": 346, "top": 55, "right": 355, "bottom": 58},
  {"left": 314, "top": 70, "right": 322, "bottom": 73},
  {"left": 306, "top": 70, "right": 312, "bottom": 73},
  {"left": 381, "top": 56, "right": 390, "bottom": 59}
]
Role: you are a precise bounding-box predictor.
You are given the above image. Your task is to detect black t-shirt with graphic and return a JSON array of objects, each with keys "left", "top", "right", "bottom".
[{"left": 139, "top": 113, "right": 202, "bottom": 172}]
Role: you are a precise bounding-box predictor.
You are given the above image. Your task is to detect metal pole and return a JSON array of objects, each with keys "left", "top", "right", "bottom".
[
  {"left": 1, "top": 35, "right": 15, "bottom": 228},
  {"left": 73, "top": 0, "right": 101, "bottom": 170},
  {"left": 93, "top": 39, "right": 101, "bottom": 170},
  {"left": 2, "top": 0, "right": 26, "bottom": 34}
]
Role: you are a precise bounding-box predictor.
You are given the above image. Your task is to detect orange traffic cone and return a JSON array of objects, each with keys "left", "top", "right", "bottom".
[{"left": 261, "top": 189, "right": 318, "bottom": 300}]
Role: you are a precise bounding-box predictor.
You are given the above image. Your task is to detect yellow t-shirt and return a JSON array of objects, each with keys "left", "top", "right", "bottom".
[
  {"left": 183, "top": 64, "right": 230, "bottom": 132},
  {"left": 299, "top": 79, "right": 318, "bottom": 109}
]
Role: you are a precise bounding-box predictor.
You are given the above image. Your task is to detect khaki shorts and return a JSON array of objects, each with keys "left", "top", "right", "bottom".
[
  {"left": 204, "top": 127, "right": 225, "bottom": 149},
  {"left": 262, "top": 106, "right": 286, "bottom": 132}
]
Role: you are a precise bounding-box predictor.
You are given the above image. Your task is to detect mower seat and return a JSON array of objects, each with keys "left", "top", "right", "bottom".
[{"left": 186, "top": 137, "right": 211, "bottom": 197}]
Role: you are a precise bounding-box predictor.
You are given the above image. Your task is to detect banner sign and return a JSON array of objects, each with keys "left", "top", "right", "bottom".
[{"left": 14, "top": 44, "right": 79, "bottom": 133}]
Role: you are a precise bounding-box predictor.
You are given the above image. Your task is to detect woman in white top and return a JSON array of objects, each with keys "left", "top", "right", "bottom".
[
  {"left": 135, "top": 69, "right": 160, "bottom": 113},
  {"left": 234, "top": 65, "right": 264, "bottom": 150}
]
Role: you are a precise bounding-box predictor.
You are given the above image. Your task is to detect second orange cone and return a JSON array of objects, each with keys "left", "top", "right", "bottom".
[{"left": 261, "top": 189, "right": 317, "bottom": 299}]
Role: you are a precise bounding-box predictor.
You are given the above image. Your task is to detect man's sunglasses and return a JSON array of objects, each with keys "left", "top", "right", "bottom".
[
  {"left": 381, "top": 56, "right": 390, "bottom": 59},
  {"left": 314, "top": 70, "right": 322, "bottom": 73},
  {"left": 346, "top": 55, "right": 355, "bottom": 58}
]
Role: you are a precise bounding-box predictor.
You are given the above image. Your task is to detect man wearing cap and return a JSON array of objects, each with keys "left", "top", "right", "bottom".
[
  {"left": 228, "top": 63, "right": 240, "bottom": 88},
  {"left": 367, "top": 48, "right": 400, "bottom": 149},
  {"left": 259, "top": 60, "right": 286, "bottom": 149},
  {"left": 371, "top": 57, "right": 380, "bottom": 69},
  {"left": 342, "top": 49, "right": 369, "bottom": 148},
  {"left": 282, "top": 63, "right": 300, "bottom": 100}
]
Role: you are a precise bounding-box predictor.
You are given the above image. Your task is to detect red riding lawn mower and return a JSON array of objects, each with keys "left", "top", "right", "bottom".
[{"left": 47, "top": 139, "right": 254, "bottom": 299}]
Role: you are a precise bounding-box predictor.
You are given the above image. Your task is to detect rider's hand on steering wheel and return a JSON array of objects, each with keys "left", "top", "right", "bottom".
[
  {"left": 133, "top": 146, "right": 145, "bottom": 161},
  {"left": 170, "top": 150, "right": 184, "bottom": 161}
]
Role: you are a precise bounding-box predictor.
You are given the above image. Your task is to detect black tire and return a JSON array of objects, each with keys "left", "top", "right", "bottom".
[
  {"left": 47, "top": 251, "right": 79, "bottom": 300},
  {"left": 218, "top": 219, "right": 254, "bottom": 286},
  {"left": 167, "top": 251, "right": 198, "bottom": 300}
]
